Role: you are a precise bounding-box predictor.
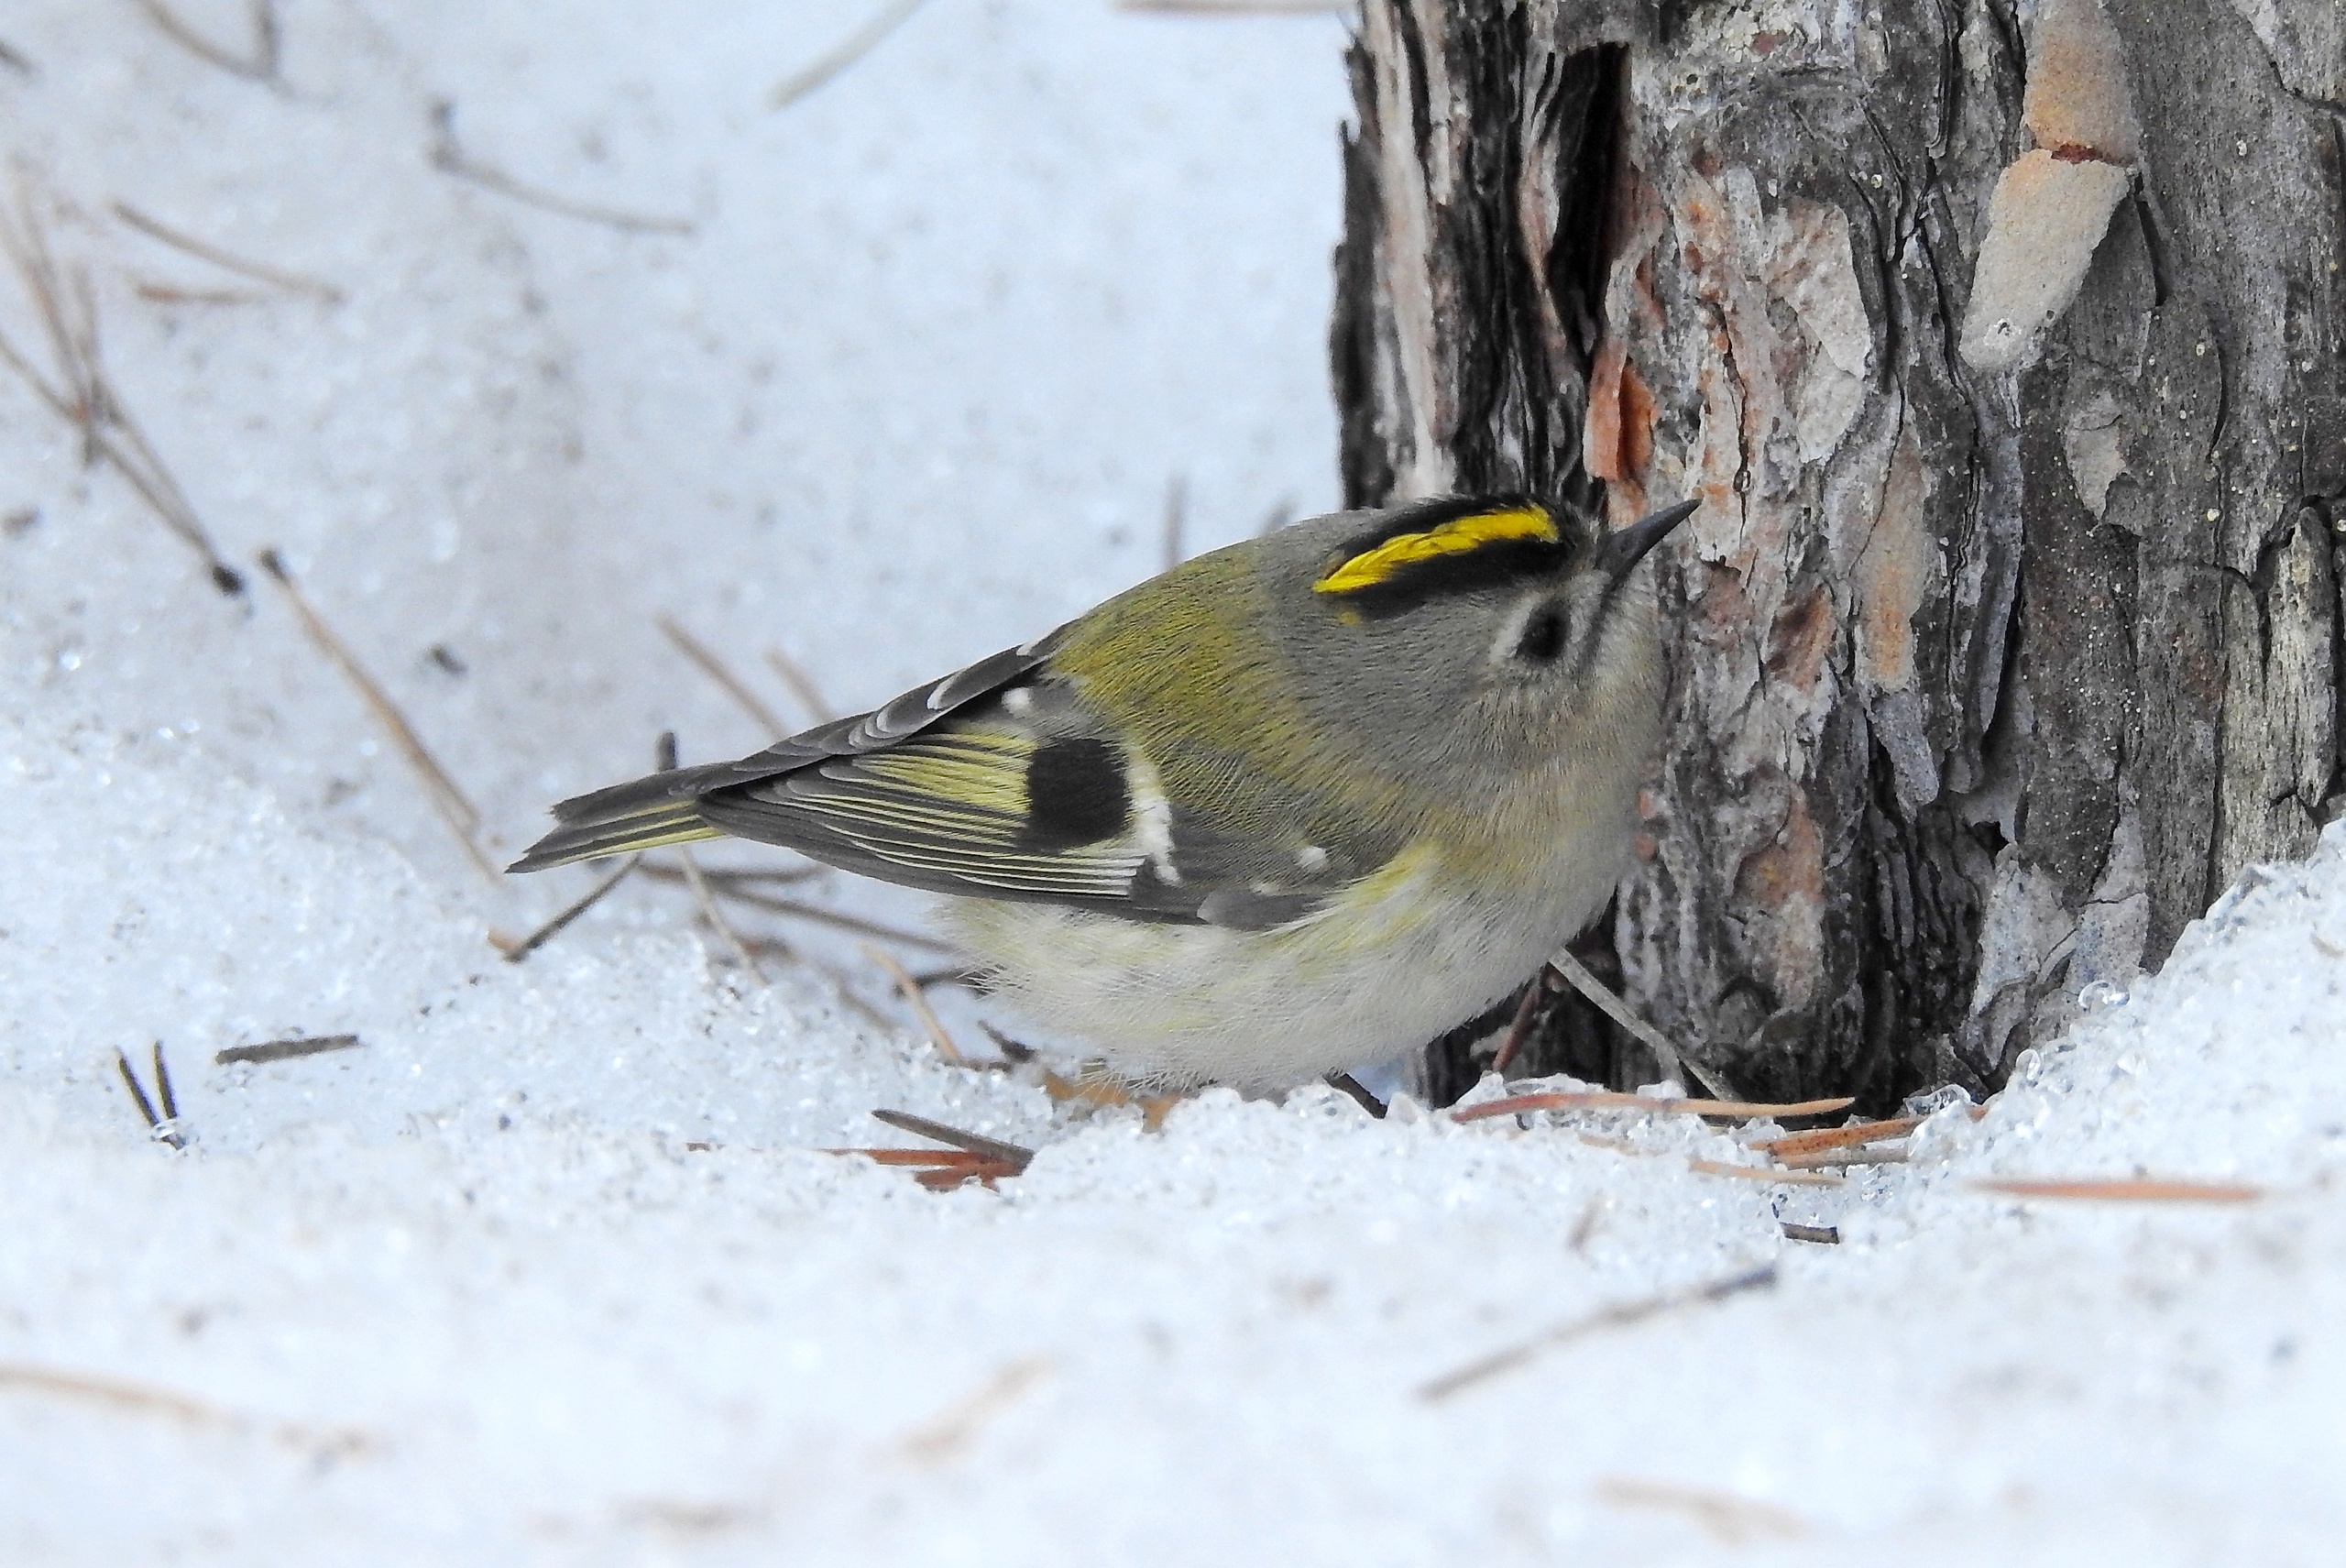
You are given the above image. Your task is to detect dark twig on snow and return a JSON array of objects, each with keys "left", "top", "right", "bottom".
[
  {"left": 865, "top": 945, "right": 964, "bottom": 1063},
  {"left": 1489, "top": 966, "right": 1550, "bottom": 1078},
  {"left": 1778, "top": 1146, "right": 1908, "bottom": 1172},
  {"left": 493, "top": 855, "right": 642, "bottom": 961},
  {"left": 259, "top": 549, "right": 498, "bottom": 880},
  {"left": 768, "top": 0, "right": 932, "bottom": 110},
  {"left": 869, "top": 1108, "right": 1036, "bottom": 1169},
  {"left": 114, "top": 1044, "right": 186, "bottom": 1149},
  {"left": 1452, "top": 1091, "right": 1854, "bottom": 1125},
  {"left": 680, "top": 850, "right": 767, "bottom": 981},
  {"left": 1418, "top": 1264, "right": 1777, "bottom": 1401},
  {"left": 113, "top": 201, "right": 342, "bottom": 302},
  {"left": 1323, "top": 1071, "right": 1387, "bottom": 1118},
  {"left": 660, "top": 614, "right": 788, "bottom": 740},
  {"left": 214, "top": 1034, "right": 362, "bottom": 1066},
  {"left": 428, "top": 101, "right": 694, "bottom": 236},
  {"left": 0, "top": 189, "right": 242, "bottom": 592},
  {"left": 129, "top": 281, "right": 270, "bottom": 307},
  {"left": 1688, "top": 1157, "right": 1844, "bottom": 1189},
  {"left": 133, "top": 0, "right": 280, "bottom": 83},
  {"left": 1548, "top": 945, "right": 1736, "bottom": 1101},
  {"left": 654, "top": 732, "right": 766, "bottom": 981},
  {"left": 1970, "top": 1177, "right": 2264, "bottom": 1204},
  {"left": 827, "top": 1110, "right": 1035, "bottom": 1190},
  {"left": 1757, "top": 1114, "right": 1924, "bottom": 1161},
  {"left": 638, "top": 863, "right": 954, "bottom": 953},
  {"left": 762, "top": 647, "right": 834, "bottom": 723}
]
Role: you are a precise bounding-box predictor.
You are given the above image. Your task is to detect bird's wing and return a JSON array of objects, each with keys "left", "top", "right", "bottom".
[
  {"left": 697, "top": 671, "right": 1361, "bottom": 928},
  {"left": 512, "top": 627, "right": 1365, "bottom": 928}
]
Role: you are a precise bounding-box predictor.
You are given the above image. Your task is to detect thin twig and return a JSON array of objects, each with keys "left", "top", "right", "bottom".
[
  {"left": 1687, "top": 1157, "right": 1843, "bottom": 1189},
  {"left": 214, "top": 1034, "right": 362, "bottom": 1066},
  {"left": 740, "top": 936, "right": 891, "bottom": 1026},
  {"left": 130, "top": 281, "right": 271, "bottom": 307},
  {"left": 1758, "top": 1114, "right": 1923, "bottom": 1160},
  {"left": 769, "top": 0, "right": 931, "bottom": 110},
  {"left": 1453, "top": 1090, "right": 1855, "bottom": 1125},
  {"left": 762, "top": 647, "right": 834, "bottom": 722},
  {"left": 1323, "top": 1071, "right": 1387, "bottom": 1118},
  {"left": 1971, "top": 1177, "right": 2264, "bottom": 1203},
  {"left": 1549, "top": 945, "right": 1737, "bottom": 1100},
  {"left": 975, "top": 1019, "right": 1032, "bottom": 1060},
  {"left": 112, "top": 201, "right": 343, "bottom": 302},
  {"left": 114, "top": 1049, "right": 158, "bottom": 1124},
  {"left": 1161, "top": 474, "right": 1187, "bottom": 572},
  {"left": 680, "top": 850, "right": 767, "bottom": 981},
  {"left": 133, "top": 0, "right": 280, "bottom": 82},
  {"left": 1778, "top": 1146, "right": 1908, "bottom": 1171},
  {"left": 1419, "top": 1264, "right": 1776, "bottom": 1401},
  {"left": 638, "top": 864, "right": 953, "bottom": 952},
  {"left": 428, "top": 101, "right": 695, "bottom": 236},
  {"left": 1779, "top": 1222, "right": 1838, "bottom": 1245},
  {"left": 493, "top": 854, "right": 642, "bottom": 961},
  {"left": 258, "top": 550, "right": 496, "bottom": 878},
  {"left": 1490, "top": 969, "right": 1547, "bottom": 1077},
  {"left": 870, "top": 1108, "right": 1035, "bottom": 1168},
  {"left": 114, "top": 1045, "right": 185, "bottom": 1149},
  {"left": 152, "top": 1043, "right": 179, "bottom": 1121},
  {"left": 865, "top": 944, "right": 964, "bottom": 1063},
  {"left": 660, "top": 614, "right": 787, "bottom": 739},
  {"left": 0, "top": 1361, "right": 374, "bottom": 1462},
  {"left": 792, "top": 950, "right": 896, "bottom": 1031},
  {"left": 690, "top": 863, "right": 829, "bottom": 889},
  {"left": 0, "top": 191, "right": 242, "bottom": 592},
  {"left": 1594, "top": 1477, "right": 1805, "bottom": 1546}
]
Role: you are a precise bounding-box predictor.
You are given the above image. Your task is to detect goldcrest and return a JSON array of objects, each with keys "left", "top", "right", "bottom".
[{"left": 513, "top": 493, "right": 1695, "bottom": 1091}]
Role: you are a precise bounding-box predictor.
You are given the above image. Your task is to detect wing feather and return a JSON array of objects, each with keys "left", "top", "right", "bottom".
[{"left": 515, "top": 621, "right": 1370, "bottom": 928}]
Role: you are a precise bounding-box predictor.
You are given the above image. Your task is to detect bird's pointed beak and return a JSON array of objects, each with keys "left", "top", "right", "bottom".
[{"left": 1593, "top": 499, "right": 1699, "bottom": 585}]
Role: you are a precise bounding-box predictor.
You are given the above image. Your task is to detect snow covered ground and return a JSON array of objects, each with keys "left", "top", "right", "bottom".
[{"left": 2, "top": 3, "right": 2341, "bottom": 1563}]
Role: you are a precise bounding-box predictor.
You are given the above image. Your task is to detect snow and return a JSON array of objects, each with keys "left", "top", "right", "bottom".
[{"left": 3, "top": 3, "right": 2343, "bottom": 1563}]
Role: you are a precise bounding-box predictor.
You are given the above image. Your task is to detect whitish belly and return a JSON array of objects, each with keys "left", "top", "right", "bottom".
[{"left": 946, "top": 847, "right": 1620, "bottom": 1091}]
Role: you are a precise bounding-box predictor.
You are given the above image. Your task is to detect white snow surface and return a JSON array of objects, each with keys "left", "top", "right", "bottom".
[{"left": 3, "top": 4, "right": 2343, "bottom": 1563}]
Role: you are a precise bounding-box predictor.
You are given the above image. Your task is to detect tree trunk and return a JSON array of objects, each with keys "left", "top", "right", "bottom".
[{"left": 1333, "top": 0, "right": 2346, "bottom": 1106}]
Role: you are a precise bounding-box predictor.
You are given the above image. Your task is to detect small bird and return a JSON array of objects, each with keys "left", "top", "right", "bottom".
[{"left": 512, "top": 493, "right": 1694, "bottom": 1092}]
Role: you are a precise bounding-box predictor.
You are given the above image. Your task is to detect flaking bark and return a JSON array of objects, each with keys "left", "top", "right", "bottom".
[{"left": 1335, "top": 0, "right": 2346, "bottom": 1104}]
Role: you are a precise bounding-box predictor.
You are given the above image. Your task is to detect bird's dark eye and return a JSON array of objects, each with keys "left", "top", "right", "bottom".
[{"left": 1514, "top": 604, "right": 1567, "bottom": 663}]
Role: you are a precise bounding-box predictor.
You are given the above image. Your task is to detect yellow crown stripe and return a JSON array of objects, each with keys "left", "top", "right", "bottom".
[{"left": 1310, "top": 505, "right": 1559, "bottom": 595}]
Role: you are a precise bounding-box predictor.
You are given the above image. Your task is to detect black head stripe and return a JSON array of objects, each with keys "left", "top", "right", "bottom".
[
  {"left": 1322, "top": 493, "right": 1584, "bottom": 620},
  {"left": 1341, "top": 537, "right": 1574, "bottom": 619}
]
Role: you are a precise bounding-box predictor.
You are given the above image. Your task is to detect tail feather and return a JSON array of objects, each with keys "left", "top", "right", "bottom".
[{"left": 508, "top": 797, "right": 722, "bottom": 873}]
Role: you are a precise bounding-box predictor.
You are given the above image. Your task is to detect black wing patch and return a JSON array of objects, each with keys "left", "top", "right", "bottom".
[{"left": 1019, "top": 736, "right": 1130, "bottom": 851}]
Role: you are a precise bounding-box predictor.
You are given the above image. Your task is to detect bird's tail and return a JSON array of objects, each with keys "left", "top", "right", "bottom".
[{"left": 508, "top": 767, "right": 735, "bottom": 872}]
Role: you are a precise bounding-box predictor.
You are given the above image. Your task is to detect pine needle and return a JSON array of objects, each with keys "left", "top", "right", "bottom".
[
  {"left": 1453, "top": 1091, "right": 1855, "bottom": 1124},
  {"left": 864, "top": 945, "right": 963, "bottom": 1063},
  {"left": 258, "top": 549, "right": 496, "bottom": 880},
  {"left": 660, "top": 614, "right": 787, "bottom": 739},
  {"left": 1971, "top": 1177, "right": 2264, "bottom": 1203}
]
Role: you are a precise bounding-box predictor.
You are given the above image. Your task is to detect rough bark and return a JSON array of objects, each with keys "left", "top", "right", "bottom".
[{"left": 1334, "top": 0, "right": 2346, "bottom": 1106}]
